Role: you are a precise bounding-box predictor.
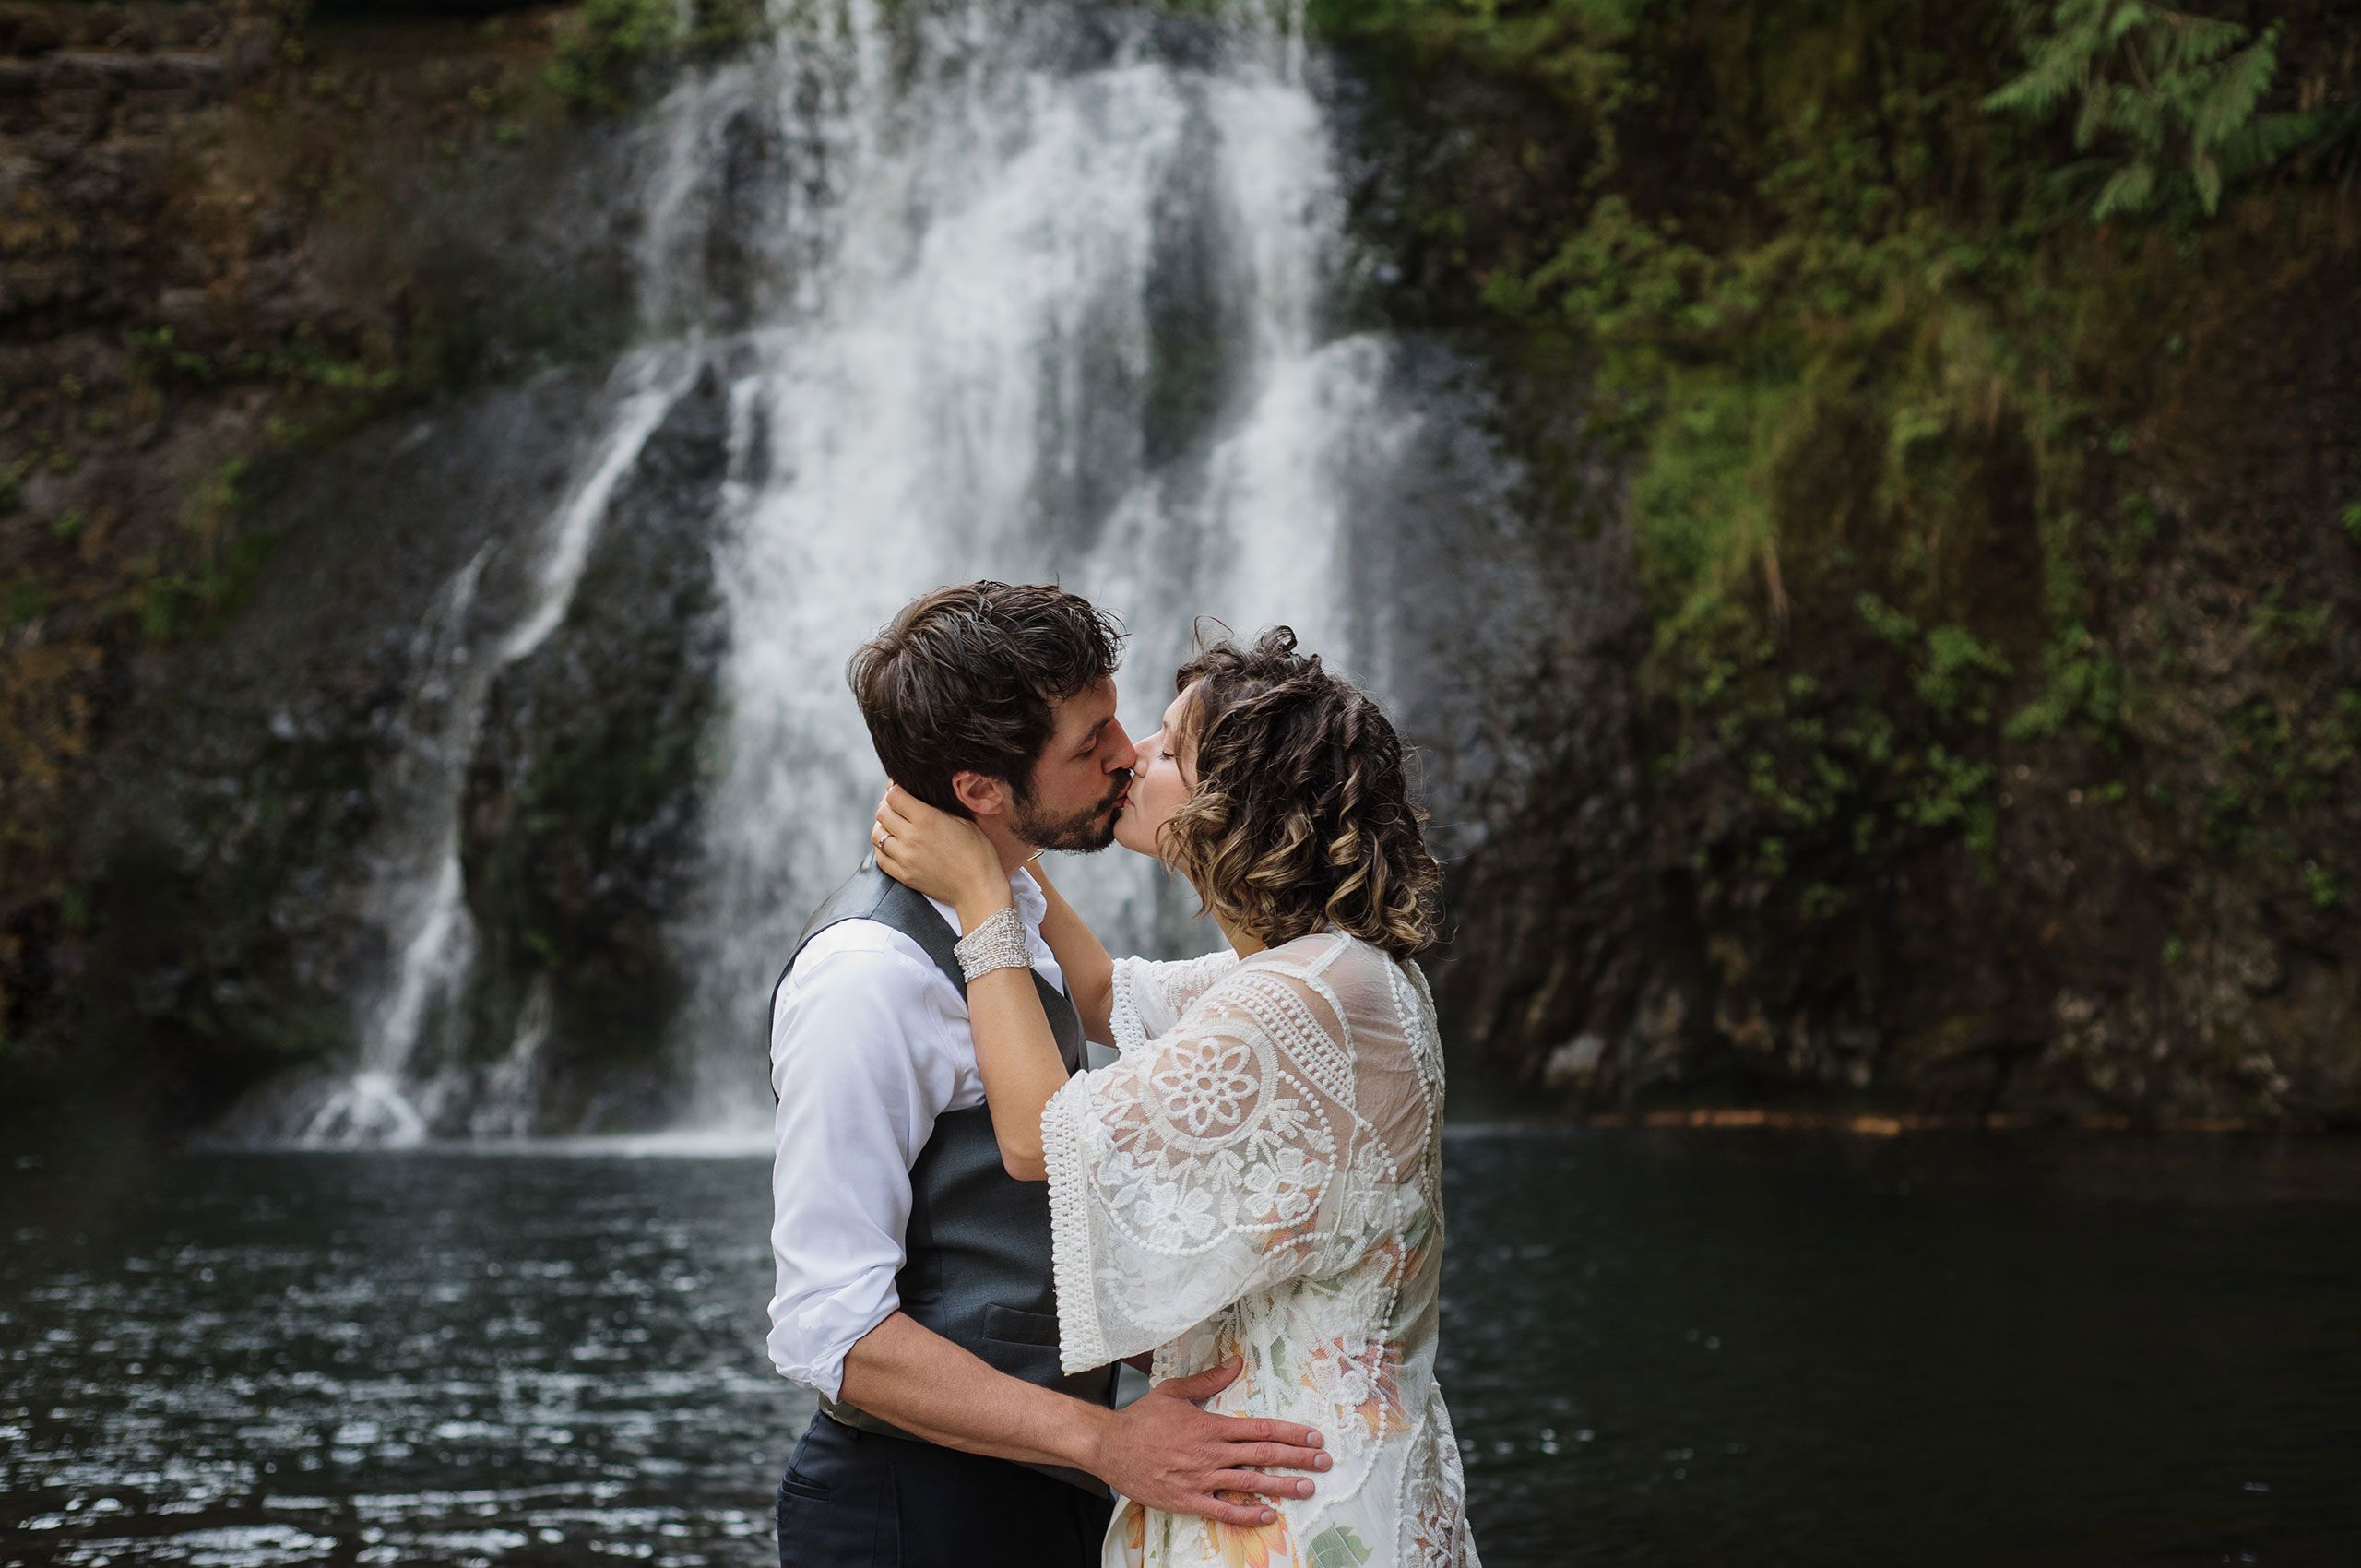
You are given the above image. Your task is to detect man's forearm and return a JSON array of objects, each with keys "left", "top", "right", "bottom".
[{"left": 836, "top": 1311, "right": 1108, "bottom": 1474}]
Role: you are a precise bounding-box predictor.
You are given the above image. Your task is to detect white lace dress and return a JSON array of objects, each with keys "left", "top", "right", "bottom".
[{"left": 1040, "top": 932, "right": 1480, "bottom": 1568}]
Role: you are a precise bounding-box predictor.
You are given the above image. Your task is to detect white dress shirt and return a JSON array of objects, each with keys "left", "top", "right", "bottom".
[{"left": 765, "top": 866, "right": 1063, "bottom": 1401}]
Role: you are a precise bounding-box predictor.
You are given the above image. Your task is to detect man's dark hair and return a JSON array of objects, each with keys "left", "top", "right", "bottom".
[{"left": 848, "top": 581, "right": 1126, "bottom": 815}]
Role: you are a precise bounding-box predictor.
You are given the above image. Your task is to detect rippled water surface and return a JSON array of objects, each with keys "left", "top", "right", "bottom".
[{"left": 5, "top": 1130, "right": 2357, "bottom": 1566}]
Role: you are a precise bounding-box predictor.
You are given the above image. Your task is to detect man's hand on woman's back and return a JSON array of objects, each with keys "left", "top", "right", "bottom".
[{"left": 1086, "top": 1355, "right": 1330, "bottom": 1527}]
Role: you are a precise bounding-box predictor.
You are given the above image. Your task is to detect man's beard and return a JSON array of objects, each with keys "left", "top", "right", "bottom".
[{"left": 1011, "top": 772, "right": 1131, "bottom": 854}]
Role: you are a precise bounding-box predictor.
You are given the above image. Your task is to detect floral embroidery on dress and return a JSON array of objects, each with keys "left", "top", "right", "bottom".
[
  {"left": 1297, "top": 1336, "right": 1412, "bottom": 1443},
  {"left": 1151, "top": 1034, "right": 1264, "bottom": 1136},
  {"left": 1043, "top": 933, "right": 1481, "bottom": 1567}
]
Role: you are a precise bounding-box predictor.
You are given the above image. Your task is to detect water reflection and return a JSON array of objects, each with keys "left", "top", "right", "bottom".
[{"left": 4, "top": 1131, "right": 2357, "bottom": 1565}]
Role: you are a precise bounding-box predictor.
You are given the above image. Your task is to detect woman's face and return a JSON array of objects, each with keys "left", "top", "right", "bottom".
[{"left": 1113, "top": 682, "right": 1199, "bottom": 859}]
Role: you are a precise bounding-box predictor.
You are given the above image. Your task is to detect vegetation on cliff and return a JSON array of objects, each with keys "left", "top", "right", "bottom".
[{"left": 1322, "top": 0, "right": 2359, "bottom": 1117}]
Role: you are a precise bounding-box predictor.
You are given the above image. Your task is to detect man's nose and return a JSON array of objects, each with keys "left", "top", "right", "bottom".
[{"left": 1104, "top": 719, "right": 1138, "bottom": 776}]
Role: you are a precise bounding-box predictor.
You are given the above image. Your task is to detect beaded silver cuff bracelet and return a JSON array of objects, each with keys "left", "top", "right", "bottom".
[{"left": 954, "top": 906, "right": 1030, "bottom": 983}]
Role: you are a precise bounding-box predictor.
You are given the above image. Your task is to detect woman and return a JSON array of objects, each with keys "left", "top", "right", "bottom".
[{"left": 870, "top": 627, "right": 1478, "bottom": 1568}]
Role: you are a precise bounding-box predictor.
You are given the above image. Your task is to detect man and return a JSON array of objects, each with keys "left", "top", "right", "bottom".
[{"left": 766, "top": 582, "right": 1327, "bottom": 1568}]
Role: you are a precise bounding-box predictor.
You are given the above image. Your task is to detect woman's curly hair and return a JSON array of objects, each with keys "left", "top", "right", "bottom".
[{"left": 1158, "top": 626, "right": 1442, "bottom": 961}]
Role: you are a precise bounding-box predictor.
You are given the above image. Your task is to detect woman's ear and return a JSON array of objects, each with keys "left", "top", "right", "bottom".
[{"left": 949, "top": 769, "right": 1010, "bottom": 821}]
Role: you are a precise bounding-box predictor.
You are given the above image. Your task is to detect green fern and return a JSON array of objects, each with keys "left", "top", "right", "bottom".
[{"left": 1986, "top": 1, "right": 2323, "bottom": 220}]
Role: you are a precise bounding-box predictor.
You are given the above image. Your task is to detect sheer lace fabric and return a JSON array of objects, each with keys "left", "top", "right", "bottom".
[{"left": 1043, "top": 932, "right": 1479, "bottom": 1568}]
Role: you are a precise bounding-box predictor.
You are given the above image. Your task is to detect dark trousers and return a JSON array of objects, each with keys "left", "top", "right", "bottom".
[{"left": 776, "top": 1411, "right": 1114, "bottom": 1568}]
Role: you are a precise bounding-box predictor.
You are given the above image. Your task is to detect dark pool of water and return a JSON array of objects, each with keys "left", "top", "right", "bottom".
[{"left": 3, "top": 1128, "right": 2356, "bottom": 1566}]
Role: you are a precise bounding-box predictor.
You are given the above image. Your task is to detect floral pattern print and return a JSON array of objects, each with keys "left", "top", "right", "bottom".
[
  {"left": 1203, "top": 1503, "right": 1299, "bottom": 1568},
  {"left": 1043, "top": 933, "right": 1480, "bottom": 1568}
]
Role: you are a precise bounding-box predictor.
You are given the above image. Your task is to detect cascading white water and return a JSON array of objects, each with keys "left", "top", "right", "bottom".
[
  {"left": 672, "top": 0, "right": 1426, "bottom": 1128},
  {"left": 276, "top": 0, "right": 1453, "bottom": 1143}
]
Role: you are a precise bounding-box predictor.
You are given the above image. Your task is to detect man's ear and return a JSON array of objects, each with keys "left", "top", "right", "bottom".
[{"left": 949, "top": 769, "right": 1011, "bottom": 821}]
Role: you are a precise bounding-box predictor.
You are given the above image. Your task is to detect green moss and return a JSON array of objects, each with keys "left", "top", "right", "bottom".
[
  {"left": 3, "top": 576, "right": 55, "bottom": 628},
  {"left": 134, "top": 458, "right": 283, "bottom": 644},
  {"left": 126, "top": 326, "right": 217, "bottom": 386},
  {"left": 2251, "top": 588, "right": 2333, "bottom": 659},
  {"left": 541, "top": 0, "right": 769, "bottom": 113}
]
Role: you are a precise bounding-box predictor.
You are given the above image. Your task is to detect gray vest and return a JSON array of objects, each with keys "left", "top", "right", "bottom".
[{"left": 767, "top": 859, "right": 1121, "bottom": 1493}]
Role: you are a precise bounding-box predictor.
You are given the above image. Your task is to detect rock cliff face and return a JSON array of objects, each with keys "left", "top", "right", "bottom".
[
  {"left": 1326, "top": 2, "right": 2361, "bottom": 1124},
  {"left": 66, "top": 362, "right": 629, "bottom": 1125},
  {"left": 0, "top": 0, "right": 654, "bottom": 1116},
  {"left": 457, "top": 362, "right": 730, "bottom": 1127}
]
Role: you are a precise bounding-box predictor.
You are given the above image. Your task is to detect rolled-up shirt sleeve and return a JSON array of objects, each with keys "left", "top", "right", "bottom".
[{"left": 765, "top": 939, "right": 965, "bottom": 1401}]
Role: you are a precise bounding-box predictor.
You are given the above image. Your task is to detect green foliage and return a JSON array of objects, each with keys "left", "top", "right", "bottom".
[
  {"left": 1917, "top": 625, "right": 2012, "bottom": 719},
  {"left": 1985, "top": 1, "right": 2323, "bottom": 221},
  {"left": 3, "top": 575, "right": 56, "bottom": 629},
  {"left": 1319, "top": 0, "right": 2357, "bottom": 929},
  {"left": 2005, "top": 623, "right": 2122, "bottom": 741},
  {"left": 137, "top": 458, "right": 280, "bottom": 644},
  {"left": 544, "top": 0, "right": 684, "bottom": 110},
  {"left": 127, "top": 325, "right": 217, "bottom": 384},
  {"left": 179, "top": 458, "right": 246, "bottom": 554},
  {"left": 1900, "top": 743, "right": 1999, "bottom": 854},
  {"left": 544, "top": 0, "right": 771, "bottom": 113},
  {"left": 2251, "top": 587, "right": 2331, "bottom": 659}
]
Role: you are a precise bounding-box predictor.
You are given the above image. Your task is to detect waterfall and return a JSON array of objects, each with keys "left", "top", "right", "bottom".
[
  {"left": 673, "top": 0, "right": 1424, "bottom": 1128},
  {"left": 262, "top": 0, "right": 1469, "bottom": 1144}
]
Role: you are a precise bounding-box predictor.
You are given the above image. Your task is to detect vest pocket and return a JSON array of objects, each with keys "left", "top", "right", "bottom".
[{"left": 980, "top": 1301, "right": 1061, "bottom": 1347}]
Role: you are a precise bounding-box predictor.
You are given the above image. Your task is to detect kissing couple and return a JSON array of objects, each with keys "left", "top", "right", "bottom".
[{"left": 766, "top": 581, "right": 1479, "bottom": 1568}]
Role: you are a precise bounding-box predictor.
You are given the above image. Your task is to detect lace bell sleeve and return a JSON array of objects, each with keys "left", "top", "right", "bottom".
[
  {"left": 1107, "top": 948, "right": 1241, "bottom": 1053},
  {"left": 1040, "top": 964, "right": 1348, "bottom": 1373}
]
